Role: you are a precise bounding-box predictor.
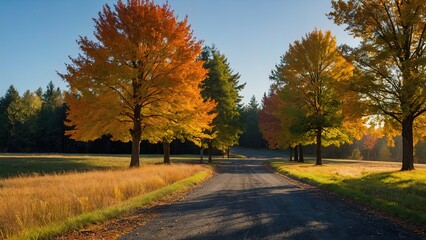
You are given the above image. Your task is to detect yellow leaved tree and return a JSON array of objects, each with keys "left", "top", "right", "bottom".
[
  {"left": 329, "top": 0, "right": 426, "bottom": 170},
  {"left": 275, "top": 29, "right": 364, "bottom": 165}
]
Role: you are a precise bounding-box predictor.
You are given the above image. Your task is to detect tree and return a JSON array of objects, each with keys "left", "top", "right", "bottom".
[
  {"left": 60, "top": 0, "right": 206, "bottom": 167},
  {"left": 259, "top": 91, "right": 286, "bottom": 149},
  {"left": 200, "top": 46, "right": 245, "bottom": 162},
  {"left": 278, "top": 29, "right": 361, "bottom": 165},
  {"left": 0, "top": 86, "right": 19, "bottom": 151},
  {"left": 7, "top": 90, "right": 42, "bottom": 152},
  {"left": 329, "top": 0, "right": 426, "bottom": 170},
  {"left": 361, "top": 127, "right": 383, "bottom": 160},
  {"left": 36, "top": 82, "right": 66, "bottom": 152},
  {"left": 239, "top": 95, "right": 263, "bottom": 148},
  {"left": 259, "top": 83, "right": 312, "bottom": 161},
  {"left": 149, "top": 80, "right": 216, "bottom": 164}
]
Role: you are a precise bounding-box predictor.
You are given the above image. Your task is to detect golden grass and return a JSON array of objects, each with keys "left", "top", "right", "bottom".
[
  {"left": 0, "top": 164, "right": 206, "bottom": 239},
  {"left": 0, "top": 154, "right": 201, "bottom": 178}
]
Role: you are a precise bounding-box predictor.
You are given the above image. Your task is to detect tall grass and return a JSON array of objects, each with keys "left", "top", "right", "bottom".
[
  {"left": 271, "top": 160, "right": 426, "bottom": 226},
  {"left": 0, "top": 164, "right": 206, "bottom": 239}
]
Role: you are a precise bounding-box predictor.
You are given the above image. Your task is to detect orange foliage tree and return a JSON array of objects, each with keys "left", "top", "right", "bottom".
[
  {"left": 259, "top": 89, "right": 286, "bottom": 150},
  {"left": 259, "top": 88, "right": 305, "bottom": 161},
  {"left": 60, "top": 0, "right": 213, "bottom": 167}
]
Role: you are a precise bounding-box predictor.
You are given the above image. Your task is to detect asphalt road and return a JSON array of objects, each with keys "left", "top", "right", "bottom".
[{"left": 119, "top": 158, "right": 422, "bottom": 239}]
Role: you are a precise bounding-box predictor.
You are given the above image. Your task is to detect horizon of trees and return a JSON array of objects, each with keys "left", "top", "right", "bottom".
[
  {"left": 1, "top": 82, "right": 425, "bottom": 164},
  {"left": 1, "top": 0, "right": 425, "bottom": 169},
  {"left": 0, "top": 82, "right": 203, "bottom": 155}
]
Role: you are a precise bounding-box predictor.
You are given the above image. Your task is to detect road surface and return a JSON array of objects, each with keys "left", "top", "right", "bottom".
[{"left": 120, "top": 158, "right": 421, "bottom": 239}]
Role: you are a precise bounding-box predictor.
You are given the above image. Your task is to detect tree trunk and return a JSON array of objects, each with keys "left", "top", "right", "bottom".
[
  {"left": 163, "top": 141, "right": 171, "bottom": 164},
  {"left": 401, "top": 118, "right": 415, "bottom": 170},
  {"left": 226, "top": 146, "right": 230, "bottom": 159},
  {"left": 298, "top": 143, "right": 304, "bottom": 162},
  {"left": 289, "top": 147, "right": 293, "bottom": 161},
  {"left": 316, "top": 128, "right": 322, "bottom": 165},
  {"left": 200, "top": 147, "right": 204, "bottom": 164},
  {"left": 130, "top": 112, "right": 142, "bottom": 168},
  {"left": 130, "top": 133, "right": 141, "bottom": 168},
  {"left": 208, "top": 141, "right": 213, "bottom": 163},
  {"left": 294, "top": 145, "right": 299, "bottom": 162}
]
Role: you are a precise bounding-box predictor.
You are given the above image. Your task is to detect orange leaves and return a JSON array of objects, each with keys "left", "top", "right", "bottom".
[
  {"left": 61, "top": 0, "right": 213, "bottom": 149},
  {"left": 259, "top": 93, "right": 285, "bottom": 149}
]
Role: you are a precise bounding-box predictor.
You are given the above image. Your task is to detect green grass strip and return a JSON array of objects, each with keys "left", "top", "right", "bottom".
[
  {"left": 12, "top": 168, "right": 212, "bottom": 240},
  {"left": 270, "top": 162, "right": 426, "bottom": 226}
]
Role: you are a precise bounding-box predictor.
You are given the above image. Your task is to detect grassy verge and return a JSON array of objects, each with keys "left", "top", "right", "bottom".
[
  {"left": 270, "top": 160, "right": 426, "bottom": 227},
  {"left": 0, "top": 164, "right": 212, "bottom": 239},
  {"left": 0, "top": 154, "right": 201, "bottom": 178}
]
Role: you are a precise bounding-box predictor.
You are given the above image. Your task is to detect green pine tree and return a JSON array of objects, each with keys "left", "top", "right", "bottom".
[
  {"left": 200, "top": 46, "right": 245, "bottom": 161},
  {"left": 0, "top": 86, "right": 19, "bottom": 151}
]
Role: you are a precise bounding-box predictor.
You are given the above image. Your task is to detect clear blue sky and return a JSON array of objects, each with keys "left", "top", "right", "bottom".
[{"left": 0, "top": 0, "right": 358, "bottom": 105}]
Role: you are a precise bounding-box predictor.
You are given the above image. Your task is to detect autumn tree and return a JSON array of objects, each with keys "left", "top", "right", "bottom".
[
  {"left": 329, "top": 0, "right": 426, "bottom": 170},
  {"left": 259, "top": 91, "right": 285, "bottom": 149},
  {"left": 259, "top": 84, "right": 311, "bottom": 161},
  {"left": 60, "top": 0, "right": 208, "bottom": 167},
  {"left": 361, "top": 127, "right": 383, "bottom": 160},
  {"left": 148, "top": 78, "right": 216, "bottom": 164},
  {"left": 258, "top": 90, "right": 293, "bottom": 160},
  {"left": 200, "top": 46, "right": 245, "bottom": 162},
  {"left": 276, "top": 29, "right": 361, "bottom": 165}
]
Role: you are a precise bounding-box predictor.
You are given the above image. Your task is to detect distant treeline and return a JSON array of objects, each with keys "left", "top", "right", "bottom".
[
  {"left": 1, "top": 82, "right": 425, "bottom": 163},
  {"left": 0, "top": 82, "right": 201, "bottom": 154}
]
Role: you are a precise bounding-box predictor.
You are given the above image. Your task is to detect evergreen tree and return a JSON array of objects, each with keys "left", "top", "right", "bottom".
[
  {"left": 36, "top": 82, "right": 65, "bottom": 152},
  {"left": 0, "top": 86, "right": 19, "bottom": 151},
  {"left": 200, "top": 46, "right": 245, "bottom": 161},
  {"left": 6, "top": 90, "right": 42, "bottom": 152},
  {"left": 239, "top": 96, "right": 263, "bottom": 148}
]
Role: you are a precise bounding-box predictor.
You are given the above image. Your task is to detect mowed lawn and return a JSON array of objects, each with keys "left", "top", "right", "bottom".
[
  {"left": 0, "top": 154, "right": 201, "bottom": 178},
  {"left": 0, "top": 154, "right": 211, "bottom": 239},
  {"left": 271, "top": 159, "right": 426, "bottom": 227}
]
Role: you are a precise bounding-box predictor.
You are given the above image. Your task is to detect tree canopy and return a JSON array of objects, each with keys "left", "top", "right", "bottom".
[
  {"left": 200, "top": 46, "right": 245, "bottom": 161},
  {"left": 329, "top": 0, "right": 426, "bottom": 170},
  {"left": 239, "top": 96, "right": 264, "bottom": 148},
  {"left": 264, "top": 29, "right": 363, "bottom": 165},
  {"left": 60, "top": 0, "right": 212, "bottom": 167}
]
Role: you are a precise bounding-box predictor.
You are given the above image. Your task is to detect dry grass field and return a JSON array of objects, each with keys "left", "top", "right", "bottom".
[
  {"left": 0, "top": 163, "right": 209, "bottom": 239},
  {"left": 0, "top": 154, "right": 201, "bottom": 178}
]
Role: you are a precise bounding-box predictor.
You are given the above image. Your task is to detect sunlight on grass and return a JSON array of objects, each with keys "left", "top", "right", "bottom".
[
  {"left": 271, "top": 160, "right": 426, "bottom": 226},
  {"left": 0, "top": 164, "right": 209, "bottom": 239},
  {"left": 0, "top": 154, "right": 200, "bottom": 178}
]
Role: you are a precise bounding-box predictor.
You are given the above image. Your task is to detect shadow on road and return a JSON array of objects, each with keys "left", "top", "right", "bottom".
[{"left": 120, "top": 159, "right": 420, "bottom": 240}]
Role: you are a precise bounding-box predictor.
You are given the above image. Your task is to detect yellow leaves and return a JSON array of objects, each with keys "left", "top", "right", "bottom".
[
  {"left": 264, "top": 29, "right": 363, "bottom": 149},
  {"left": 61, "top": 0, "right": 214, "bottom": 146}
]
